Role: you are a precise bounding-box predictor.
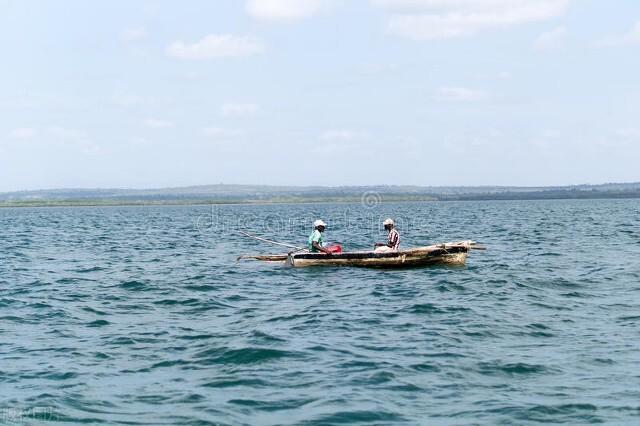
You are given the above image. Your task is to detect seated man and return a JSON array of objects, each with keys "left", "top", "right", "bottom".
[
  {"left": 308, "top": 219, "right": 333, "bottom": 254},
  {"left": 374, "top": 218, "right": 400, "bottom": 253}
]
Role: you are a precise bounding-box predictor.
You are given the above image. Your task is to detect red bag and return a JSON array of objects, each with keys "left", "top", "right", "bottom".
[{"left": 325, "top": 244, "right": 342, "bottom": 253}]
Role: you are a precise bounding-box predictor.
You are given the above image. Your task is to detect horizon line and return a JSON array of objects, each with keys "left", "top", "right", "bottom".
[{"left": 2, "top": 180, "right": 640, "bottom": 194}]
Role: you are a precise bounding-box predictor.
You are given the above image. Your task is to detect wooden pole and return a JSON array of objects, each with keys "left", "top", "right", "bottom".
[{"left": 237, "top": 230, "right": 304, "bottom": 250}]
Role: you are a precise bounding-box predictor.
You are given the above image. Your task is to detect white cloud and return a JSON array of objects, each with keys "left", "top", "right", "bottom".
[
  {"left": 203, "top": 127, "right": 243, "bottom": 138},
  {"left": 311, "top": 129, "right": 370, "bottom": 155},
  {"left": 533, "top": 26, "right": 566, "bottom": 51},
  {"left": 246, "top": 0, "right": 324, "bottom": 21},
  {"left": 3, "top": 126, "right": 100, "bottom": 160},
  {"left": 0, "top": 96, "right": 40, "bottom": 110},
  {"left": 361, "top": 62, "right": 400, "bottom": 75},
  {"left": 144, "top": 118, "right": 174, "bottom": 128},
  {"left": 476, "top": 70, "right": 512, "bottom": 80},
  {"left": 184, "top": 71, "right": 200, "bottom": 80},
  {"left": 111, "top": 93, "right": 169, "bottom": 107},
  {"left": 373, "top": 0, "right": 571, "bottom": 40},
  {"left": 167, "top": 34, "right": 265, "bottom": 59},
  {"left": 434, "top": 87, "right": 488, "bottom": 101},
  {"left": 320, "top": 130, "right": 368, "bottom": 141},
  {"left": 112, "top": 93, "right": 146, "bottom": 107},
  {"left": 45, "top": 126, "right": 100, "bottom": 155},
  {"left": 121, "top": 27, "right": 147, "bottom": 43},
  {"left": 9, "top": 128, "right": 37, "bottom": 139},
  {"left": 47, "top": 126, "right": 86, "bottom": 140},
  {"left": 130, "top": 137, "right": 152, "bottom": 147},
  {"left": 616, "top": 128, "right": 640, "bottom": 139},
  {"left": 596, "top": 21, "right": 640, "bottom": 47},
  {"left": 220, "top": 103, "right": 259, "bottom": 117},
  {"left": 7, "top": 126, "right": 89, "bottom": 143}
]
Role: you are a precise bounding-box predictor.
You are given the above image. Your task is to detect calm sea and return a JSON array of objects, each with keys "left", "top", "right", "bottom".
[{"left": 1, "top": 199, "right": 639, "bottom": 425}]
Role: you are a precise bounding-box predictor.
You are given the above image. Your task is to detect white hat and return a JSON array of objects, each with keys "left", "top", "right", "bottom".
[
  {"left": 313, "top": 219, "right": 327, "bottom": 227},
  {"left": 383, "top": 218, "right": 394, "bottom": 226}
]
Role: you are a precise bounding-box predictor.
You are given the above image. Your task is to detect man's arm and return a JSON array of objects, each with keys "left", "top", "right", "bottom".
[
  {"left": 312, "top": 241, "right": 332, "bottom": 254},
  {"left": 375, "top": 231, "right": 397, "bottom": 249},
  {"left": 374, "top": 243, "right": 394, "bottom": 248},
  {"left": 375, "top": 235, "right": 395, "bottom": 248}
]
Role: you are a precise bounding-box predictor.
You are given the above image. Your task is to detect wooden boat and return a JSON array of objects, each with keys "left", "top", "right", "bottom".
[{"left": 238, "top": 241, "right": 482, "bottom": 268}]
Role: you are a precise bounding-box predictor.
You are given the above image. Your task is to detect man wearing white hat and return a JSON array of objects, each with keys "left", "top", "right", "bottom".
[
  {"left": 308, "top": 219, "right": 332, "bottom": 254},
  {"left": 374, "top": 218, "right": 400, "bottom": 253}
]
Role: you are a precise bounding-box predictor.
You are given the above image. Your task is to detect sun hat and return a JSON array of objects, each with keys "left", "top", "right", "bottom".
[
  {"left": 313, "top": 219, "right": 327, "bottom": 228},
  {"left": 383, "top": 218, "right": 394, "bottom": 226}
]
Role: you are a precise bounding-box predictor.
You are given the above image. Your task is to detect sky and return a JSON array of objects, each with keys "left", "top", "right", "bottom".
[{"left": 1, "top": 0, "right": 639, "bottom": 191}]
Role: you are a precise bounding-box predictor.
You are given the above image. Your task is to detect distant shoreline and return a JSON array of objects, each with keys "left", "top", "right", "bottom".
[
  {"left": 2, "top": 191, "right": 640, "bottom": 208},
  {"left": 2, "top": 182, "right": 640, "bottom": 207}
]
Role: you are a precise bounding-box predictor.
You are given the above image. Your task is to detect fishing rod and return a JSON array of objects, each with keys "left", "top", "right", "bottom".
[{"left": 237, "top": 230, "right": 305, "bottom": 250}]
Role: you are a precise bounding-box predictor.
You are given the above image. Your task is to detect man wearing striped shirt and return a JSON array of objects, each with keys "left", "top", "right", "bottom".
[{"left": 374, "top": 218, "right": 400, "bottom": 252}]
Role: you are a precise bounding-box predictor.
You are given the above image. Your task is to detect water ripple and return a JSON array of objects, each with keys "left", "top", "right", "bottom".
[{"left": 1, "top": 200, "right": 639, "bottom": 424}]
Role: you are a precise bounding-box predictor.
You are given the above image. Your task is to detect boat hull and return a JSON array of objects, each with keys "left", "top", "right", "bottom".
[{"left": 287, "top": 244, "right": 469, "bottom": 268}]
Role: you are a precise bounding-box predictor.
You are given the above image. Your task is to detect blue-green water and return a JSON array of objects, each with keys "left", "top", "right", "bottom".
[{"left": 2, "top": 200, "right": 640, "bottom": 425}]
